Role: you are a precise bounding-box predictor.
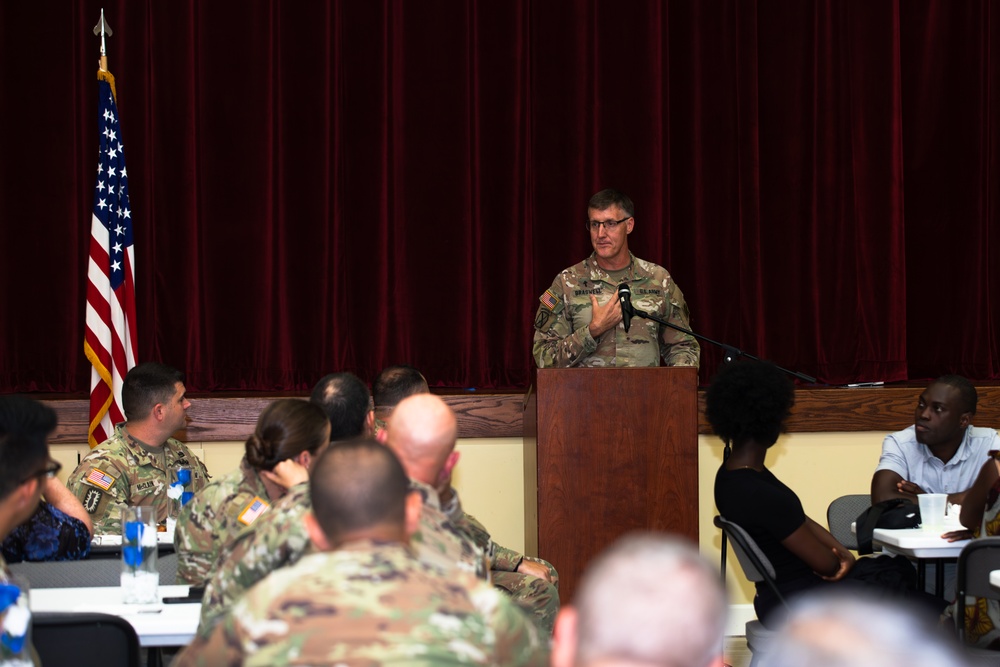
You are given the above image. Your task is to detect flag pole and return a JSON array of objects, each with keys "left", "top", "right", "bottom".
[
  {"left": 86, "top": 9, "right": 137, "bottom": 448},
  {"left": 93, "top": 8, "right": 113, "bottom": 75}
]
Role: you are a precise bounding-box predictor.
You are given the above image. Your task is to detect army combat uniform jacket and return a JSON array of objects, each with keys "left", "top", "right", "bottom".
[
  {"left": 174, "top": 455, "right": 272, "bottom": 586},
  {"left": 197, "top": 478, "right": 488, "bottom": 638},
  {"left": 67, "top": 423, "right": 209, "bottom": 535},
  {"left": 457, "top": 513, "right": 560, "bottom": 635},
  {"left": 533, "top": 252, "right": 699, "bottom": 368},
  {"left": 176, "top": 541, "right": 548, "bottom": 666}
]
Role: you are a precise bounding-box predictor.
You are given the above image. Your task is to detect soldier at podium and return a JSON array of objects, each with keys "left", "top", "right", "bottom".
[{"left": 532, "top": 188, "right": 700, "bottom": 368}]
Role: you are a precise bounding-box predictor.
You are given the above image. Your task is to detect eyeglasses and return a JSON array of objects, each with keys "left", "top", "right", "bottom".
[
  {"left": 586, "top": 216, "right": 631, "bottom": 232},
  {"left": 22, "top": 459, "right": 61, "bottom": 484}
]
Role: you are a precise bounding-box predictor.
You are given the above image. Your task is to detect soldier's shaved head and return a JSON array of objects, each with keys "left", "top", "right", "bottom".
[
  {"left": 384, "top": 394, "right": 457, "bottom": 486},
  {"left": 309, "top": 438, "right": 410, "bottom": 542}
]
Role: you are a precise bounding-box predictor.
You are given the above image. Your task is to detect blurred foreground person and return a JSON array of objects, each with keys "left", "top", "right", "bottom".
[
  {"left": 759, "top": 591, "right": 971, "bottom": 667},
  {"left": 551, "top": 532, "right": 726, "bottom": 667},
  {"left": 0, "top": 396, "right": 60, "bottom": 663}
]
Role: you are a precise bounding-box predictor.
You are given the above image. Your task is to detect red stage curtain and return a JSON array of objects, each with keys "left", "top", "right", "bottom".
[{"left": 1, "top": 1, "right": 998, "bottom": 391}]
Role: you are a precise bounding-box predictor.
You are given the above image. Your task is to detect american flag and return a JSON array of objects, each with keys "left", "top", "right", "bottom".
[
  {"left": 238, "top": 497, "right": 270, "bottom": 526},
  {"left": 84, "top": 70, "right": 138, "bottom": 449},
  {"left": 86, "top": 468, "right": 115, "bottom": 491}
]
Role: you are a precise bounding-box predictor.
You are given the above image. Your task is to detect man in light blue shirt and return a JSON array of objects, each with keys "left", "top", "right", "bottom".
[{"left": 872, "top": 375, "right": 998, "bottom": 506}]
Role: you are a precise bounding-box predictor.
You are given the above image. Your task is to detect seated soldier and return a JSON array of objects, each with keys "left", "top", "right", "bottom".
[
  {"left": 196, "top": 389, "right": 487, "bottom": 637},
  {"left": 67, "top": 362, "right": 209, "bottom": 534},
  {"left": 174, "top": 398, "right": 330, "bottom": 585},
  {"left": 175, "top": 438, "right": 547, "bottom": 666},
  {"left": 374, "top": 364, "right": 561, "bottom": 633}
]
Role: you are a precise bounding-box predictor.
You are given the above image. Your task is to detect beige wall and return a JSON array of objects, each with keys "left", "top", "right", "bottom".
[
  {"left": 50, "top": 437, "right": 528, "bottom": 555},
  {"left": 53, "top": 431, "right": 884, "bottom": 609}
]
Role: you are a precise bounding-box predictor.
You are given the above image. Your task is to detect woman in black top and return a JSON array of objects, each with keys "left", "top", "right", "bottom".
[
  {"left": 709, "top": 361, "right": 855, "bottom": 624},
  {"left": 710, "top": 361, "right": 950, "bottom": 628}
]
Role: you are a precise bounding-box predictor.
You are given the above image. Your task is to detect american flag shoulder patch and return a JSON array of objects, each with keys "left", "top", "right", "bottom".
[
  {"left": 238, "top": 496, "right": 271, "bottom": 526},
  {"left": 539, "top": 289, "right": 559, "bottom": 310},
  {"left": 85, "top": 468, "right": 116, "bottom": 491}
]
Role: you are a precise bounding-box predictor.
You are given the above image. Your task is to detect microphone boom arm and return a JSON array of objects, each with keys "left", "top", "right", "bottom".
[{"left": 628, "top": 305, "right": 816, "bottom": 384}]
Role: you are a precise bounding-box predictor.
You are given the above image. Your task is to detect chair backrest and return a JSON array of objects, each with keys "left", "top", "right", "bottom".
[
  {"left": 11, "top": 551, "right": 177, "bottom": 588},
  {"left": 827, "top": 493, "right": 871, "bottom": 550},
  {"left": 32, "top": 611, "right": 141, "bottom": 667},
  {"left": 956, "top": 536, "right": 1000, "bottom": 642},
  {"left": 158, "top": 551, "right": 178, "bottom": 584},
  {"left": 11, "top": 558, "right": 122, "bottom": 588},
  {"left": 715, "top": 515, "right": 789, "bottom": 610}
]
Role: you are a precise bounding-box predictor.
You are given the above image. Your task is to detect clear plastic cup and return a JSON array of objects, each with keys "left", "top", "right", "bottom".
[{"left": 918, "top": 493, "right": 948, "bottom": 531}]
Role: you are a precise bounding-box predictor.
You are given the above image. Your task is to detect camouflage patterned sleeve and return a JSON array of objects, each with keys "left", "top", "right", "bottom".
[
  {"left": 454, "top": 513, "right": 501, "bottom": 567},
  {"left": 172, "top": 613, "right": 243, "bottom": 667},
  {"left": 66, "top": 454, "right": 130, "bottom": 536},
  {"left": 197, "top": 501, "right": 312, "bottom": 638},
  {"left": 493, "top": 544, "right": 525, "bottom": 572},
  {"left": 532, "top": 278, "right": 598, "bottom": 368},
  {"left": 174, "top": 488, "right": 225, "bottom": 586},
  {"left": 455, "top": 513, "right": 526, "bottom": 572},
  {"left": 659, "top": 281, "right": 700, "bottom": 367},
  {"left": 190, "top": 454, "right": 211, "bottom": 493},
  {"left": 481, "top": 586, "right": 551, "bottom": 666}
]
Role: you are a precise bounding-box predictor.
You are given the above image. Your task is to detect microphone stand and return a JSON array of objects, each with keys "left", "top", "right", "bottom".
[{"left": 626, "top": 304, "right": 816, "bottom": 580}]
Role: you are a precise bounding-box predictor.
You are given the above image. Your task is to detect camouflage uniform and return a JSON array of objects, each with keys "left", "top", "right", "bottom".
[
  {"left": 66, "top": 423, "right": 209, "bottom": 535},
  {"left": 174, "top": 456, "right": 273, "bottom": 586},
  {"left": 533, "top": 252, "right": 700, "bottom": 368},
  {"left": 459, "top": 513, "right": 560, "bottom": 635},
  {"left": 198, "top": 479, "right": 487, "bottom": 638},
  {"left": 176, "top": 541, "right": 548, "bottom": 667}
]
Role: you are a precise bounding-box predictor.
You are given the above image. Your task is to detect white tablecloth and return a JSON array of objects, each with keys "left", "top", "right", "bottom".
[{"left": 30, "top": 584, "right": 198, "bottom": 647}]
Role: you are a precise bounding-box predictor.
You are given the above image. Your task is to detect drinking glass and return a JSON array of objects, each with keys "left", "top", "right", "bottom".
[{"left": 121, "top": 506, "right": 159, "bottom": 604}]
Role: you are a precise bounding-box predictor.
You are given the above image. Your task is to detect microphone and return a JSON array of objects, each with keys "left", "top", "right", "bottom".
[{"left": 617, "top": 283, "right": 633, "bottom": 333}]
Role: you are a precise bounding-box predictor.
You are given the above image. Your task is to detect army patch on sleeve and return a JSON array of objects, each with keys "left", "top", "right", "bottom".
[
  {"left": 85, "top": 468, "right": 116, "bottom": 491},
  {"left": 83, "top": 487, "right": 103, "bottom": 514},
  {"left": 238, "top": 497, "right": 271, "bottom": 526},
  {"left": 535, "top": 308, "right": 554, "bottom": 332},
  {"left": 539, "top": 289, "right": 559, "bottom": 310}
]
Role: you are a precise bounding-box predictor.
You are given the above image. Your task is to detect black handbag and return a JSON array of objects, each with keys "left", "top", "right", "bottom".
[{"left": 855, "top": 498, "right": 920, "bottom": 555}]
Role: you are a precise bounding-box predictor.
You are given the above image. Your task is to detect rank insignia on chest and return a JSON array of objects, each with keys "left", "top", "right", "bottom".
[{"left": 238, "top": 497, "right": 271, "bottom": 526}]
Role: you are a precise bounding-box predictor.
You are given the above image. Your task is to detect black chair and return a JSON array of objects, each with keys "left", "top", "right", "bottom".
[
  {"left": 32, "top": 611, "right": 141, "bottom": 667},
  {"left": 826, "top": 493, "right": 871, "bottom": 551},
  {"left": 953, "top": 536, "right": 1000, "bottom": 665},
  {"left": 715, "top": 515, "right": 789, "bottom": 666}
]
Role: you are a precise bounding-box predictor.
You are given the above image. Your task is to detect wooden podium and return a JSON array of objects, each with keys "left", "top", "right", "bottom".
[{"left": 523, "top": 367, "right": 699, "bottom": 603}]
